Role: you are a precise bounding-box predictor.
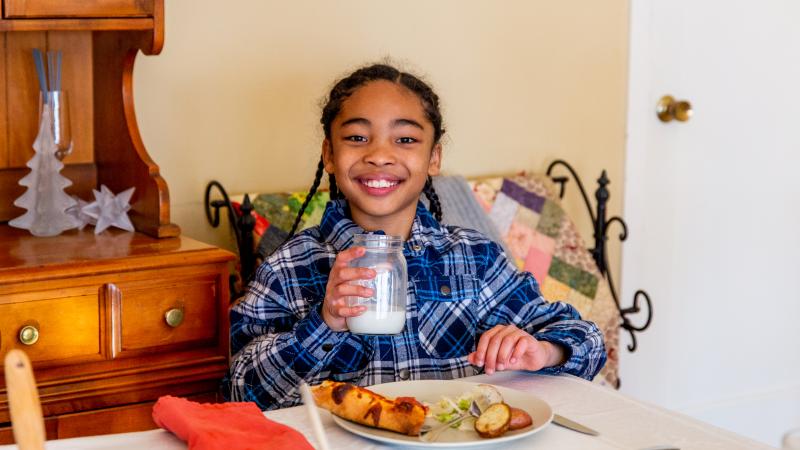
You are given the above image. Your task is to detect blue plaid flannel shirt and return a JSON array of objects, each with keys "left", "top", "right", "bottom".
[{"left": 224, "top": 199, "right": 606, "bottom": 410}]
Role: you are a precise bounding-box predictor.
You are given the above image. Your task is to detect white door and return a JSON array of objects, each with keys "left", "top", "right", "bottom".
[{"left": 621, "top": 1, "right": 800, "bottom": 446}]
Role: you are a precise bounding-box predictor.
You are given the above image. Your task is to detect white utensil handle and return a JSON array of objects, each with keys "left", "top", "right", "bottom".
[
  {"left": 299, "top": 382, "right": 331, "bottom": 450},
  {"left": 4, "top": 349, "right": 46, "bottom": 450}
]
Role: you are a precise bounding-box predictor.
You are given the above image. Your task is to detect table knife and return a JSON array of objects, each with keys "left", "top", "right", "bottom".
[{"left": 553, "top": 413, "right": 599, "bottom": 436}]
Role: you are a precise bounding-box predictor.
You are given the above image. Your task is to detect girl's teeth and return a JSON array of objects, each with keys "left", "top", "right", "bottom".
[{"left": 364, "top": 179, "right": 397, "bottom": 188}]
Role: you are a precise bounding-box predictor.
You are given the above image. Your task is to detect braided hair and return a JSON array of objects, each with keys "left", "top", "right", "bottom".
[
  {"left": 320, "top": 64, "right": 445, "bottom": 143},
  {"left": 287, "top": 63, "right": 446, "bottom": 241},
  {"left": 328, "top": 173, "right": 341, "bottom": 201},
  {"left": 286, "top": 156, "right": 326, "bottom": 239},
  {"left": 423, "top": 176, "right": 443, "bottom": 222}
]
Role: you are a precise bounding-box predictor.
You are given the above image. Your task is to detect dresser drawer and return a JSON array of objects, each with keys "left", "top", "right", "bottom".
[
  {"left": 3, "top": 0, "right": 154, "bottom": 19},
  {"left": 0, "top": 291, "right": 104, "bottom": 367},
  {"left": 117, "top": 274, "right": 220, "bottom": 355}
]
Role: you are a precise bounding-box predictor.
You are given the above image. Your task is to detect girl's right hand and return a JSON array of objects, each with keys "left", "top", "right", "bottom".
[{"left": 322, "top": 246, "right": 376, "bottom": 331}]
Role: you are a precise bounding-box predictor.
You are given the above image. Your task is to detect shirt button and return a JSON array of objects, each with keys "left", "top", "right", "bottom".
[
  {"left": 398, "top": 369, "right": 410, "bottom": 380},
  {"left": 440, "top": 285, "right": 451, "bottom": 296},
  {"left": 321, "top": 343, "right": 334, "bottom": 352},
  {"left": 412, "top": 244, "right": 422, "bottom": 252}
]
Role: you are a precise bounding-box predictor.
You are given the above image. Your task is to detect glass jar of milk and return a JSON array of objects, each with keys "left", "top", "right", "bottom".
[{"left": 346, "top": 234, "right": 407, "bottom": 335}]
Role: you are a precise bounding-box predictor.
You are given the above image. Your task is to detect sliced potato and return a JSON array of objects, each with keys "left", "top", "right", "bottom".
[
  {"left": 474, "top": 402, "right": 511, "bottom": 438},
  {"left": 508, "top": 406, "right": 533, "bottom": 430}
]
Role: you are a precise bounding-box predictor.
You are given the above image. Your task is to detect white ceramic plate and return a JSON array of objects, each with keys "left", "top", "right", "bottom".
[{"left": 329, "top": 379, "right": 553, "bottom": 448}]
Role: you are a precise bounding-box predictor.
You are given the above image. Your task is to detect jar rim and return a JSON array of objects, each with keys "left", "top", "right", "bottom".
[{"left": 353, "top": 233, "right": 403, "bottom": 248}]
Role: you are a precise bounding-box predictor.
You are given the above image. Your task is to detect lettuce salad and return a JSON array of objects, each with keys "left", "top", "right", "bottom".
[{"left": 424, "top": 384, "right": 504, "bottom": 431}]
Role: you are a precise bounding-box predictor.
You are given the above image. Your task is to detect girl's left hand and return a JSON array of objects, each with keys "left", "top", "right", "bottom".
[{"left": 467, "top": 324, "right": 566, "bottom": 375}]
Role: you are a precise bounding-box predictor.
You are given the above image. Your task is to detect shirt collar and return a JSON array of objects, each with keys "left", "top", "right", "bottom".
[{"left": 318, "top": 199, "right": 449, "bottom": 256}]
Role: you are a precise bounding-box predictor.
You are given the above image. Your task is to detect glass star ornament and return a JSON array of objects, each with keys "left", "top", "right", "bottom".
[
  {"left": 82, "top": 185, "right": 135, "bottom": 234},
  {"left": 66, "top": 195, "right": 95, "bottom": 230}
]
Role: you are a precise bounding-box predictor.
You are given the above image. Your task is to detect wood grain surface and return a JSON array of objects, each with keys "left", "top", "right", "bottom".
[
  {"left": 4, "top": 0, "right": 155, "bottom": 18},
  {"left": 0, "top": 33, "right": 7, "bottom": 168}
]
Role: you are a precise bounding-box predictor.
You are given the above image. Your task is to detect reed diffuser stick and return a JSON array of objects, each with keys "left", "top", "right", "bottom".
[{"left": 31, "top": 49, "right": 48, "bottom": 102}]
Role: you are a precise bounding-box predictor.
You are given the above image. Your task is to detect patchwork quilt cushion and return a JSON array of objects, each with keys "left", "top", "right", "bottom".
[{"left": 469, "top": 173, "right": 620, "bottom": 387}]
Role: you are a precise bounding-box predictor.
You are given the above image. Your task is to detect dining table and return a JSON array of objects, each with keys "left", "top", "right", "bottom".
[{"left": 0, "top": 371, "right": 774, "bottom": 450}]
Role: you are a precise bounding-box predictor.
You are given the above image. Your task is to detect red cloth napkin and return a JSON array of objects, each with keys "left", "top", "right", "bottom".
[{"left": 152, "top": 396, "right": 313, "bottom": 450}]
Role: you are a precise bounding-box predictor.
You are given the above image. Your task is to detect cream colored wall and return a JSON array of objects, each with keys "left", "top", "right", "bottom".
[{"left": 134, "top": 0, "right": 629, "bottom": 279}]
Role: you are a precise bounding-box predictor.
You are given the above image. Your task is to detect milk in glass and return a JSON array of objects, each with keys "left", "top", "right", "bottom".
[{"left": 345, "top": 234, "right": 407, "bottom": 335}]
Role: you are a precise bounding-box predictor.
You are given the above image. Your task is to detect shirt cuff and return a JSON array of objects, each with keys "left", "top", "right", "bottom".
[
  {"left": 295, "top": 306, "right": 348, "bottom": 361},
  {"left": 532, "top": 332, "right": 578, "bottom": 375}
]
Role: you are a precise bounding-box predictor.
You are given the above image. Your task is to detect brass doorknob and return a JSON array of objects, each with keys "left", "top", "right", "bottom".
[
  {"left": 165, "top": 308, "right": 185, "bottom": 328},
  {"left": 657, "top": 95, "right": 693, "bottom": 122},
  {"left": 19, "top": 325, "right": 40, "bottom": 345}
]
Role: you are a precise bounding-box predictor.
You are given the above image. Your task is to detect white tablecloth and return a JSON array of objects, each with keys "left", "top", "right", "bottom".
[{"left": 0, "top": 372, "right": 774, "bottom": 450}]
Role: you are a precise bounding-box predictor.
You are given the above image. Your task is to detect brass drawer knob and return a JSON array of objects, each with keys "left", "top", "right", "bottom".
[
  {"left": 19, "top": 325, "right": 40, "bottom": 345},
  {"left": 165, "top": 308, "right": 185, "bottom": 328}
]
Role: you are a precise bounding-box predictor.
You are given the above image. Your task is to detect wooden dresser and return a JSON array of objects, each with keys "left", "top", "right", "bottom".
[
  {"left": 0, "top": 227, "right": 233, "bottom": 441},
  {"left": 0, "top": 0, "right": 236, "bottom": 443}
]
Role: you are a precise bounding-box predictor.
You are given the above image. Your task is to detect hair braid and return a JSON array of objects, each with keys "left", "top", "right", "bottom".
[
  {"left": 287, "top": 156, "right": 325, "bottom": 240},
  {"left": 328, "top": 174, "right": 341, "bottom": 200},
  {"left": 423, "top": 176, "right": 443, "bottom": 222}
]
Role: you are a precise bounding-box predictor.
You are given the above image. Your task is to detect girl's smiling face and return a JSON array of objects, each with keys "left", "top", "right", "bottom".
[{"left": 323, "top": 80, "right": 442, "bottom": 239}]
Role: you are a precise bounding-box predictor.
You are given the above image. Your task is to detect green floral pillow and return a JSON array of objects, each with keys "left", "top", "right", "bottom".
[{"left": 232, "top": 191, "right": 330, "bottom": 259}]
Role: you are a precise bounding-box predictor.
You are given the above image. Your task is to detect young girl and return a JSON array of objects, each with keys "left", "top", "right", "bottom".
[{"left": 224, "top": 63, "right": 606, "bottom": 410}]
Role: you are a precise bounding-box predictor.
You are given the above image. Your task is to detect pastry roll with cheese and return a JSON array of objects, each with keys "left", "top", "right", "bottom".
[{"left": 311, "top": 380, "right": 428, "bottom": 436}]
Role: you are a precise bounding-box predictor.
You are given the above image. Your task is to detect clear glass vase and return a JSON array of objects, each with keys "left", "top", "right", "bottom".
[{"left": 39, "top": 90, "right": 73, "bottom": 160}]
